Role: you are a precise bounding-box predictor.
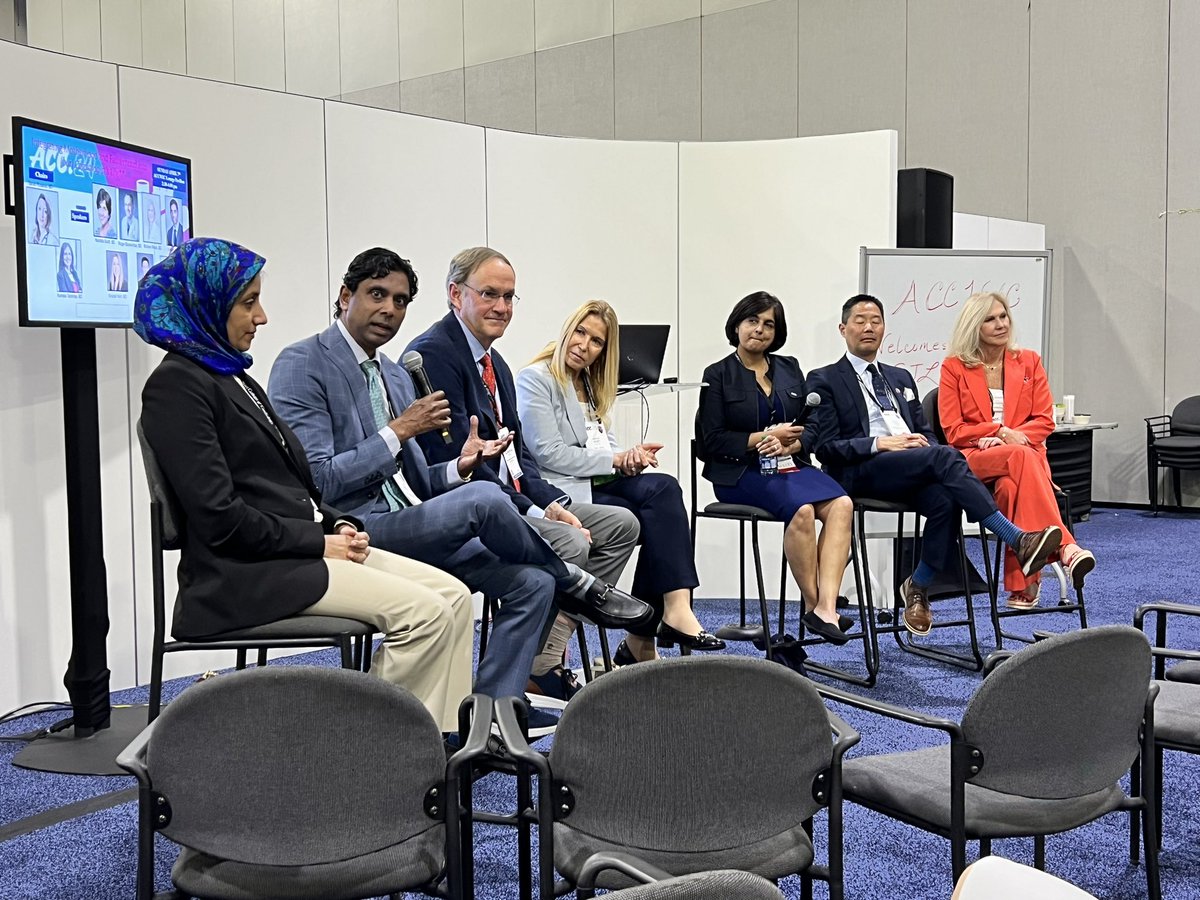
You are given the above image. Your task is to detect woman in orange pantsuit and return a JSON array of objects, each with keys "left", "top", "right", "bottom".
[{"left": 939, "top": 292, "right": 1095, "bottom": 608}]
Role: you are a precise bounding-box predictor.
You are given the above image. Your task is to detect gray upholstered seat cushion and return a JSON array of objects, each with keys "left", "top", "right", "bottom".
[
  {"left": 1154, "top": 680, "right": 1200, "bottom": 748},
  {"left": 172, "top": 825, "right": 445, "bottom": 900},
  {"left": 554, "top": 822, "right": 813, "bottom": 889},
  {"left": 1165, "top": 660, "right": 1200, "bottom": 685},
  {"left": 842, "top": 747, "right": 1129, "bottom": 838}
]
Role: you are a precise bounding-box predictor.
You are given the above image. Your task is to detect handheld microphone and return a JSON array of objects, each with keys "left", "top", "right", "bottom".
[
  {"left": 402, "top": 350, "right": 453, "bottom": 445},
  {"left": 794, "top": 392, "right": 821, "bottom": 425}
]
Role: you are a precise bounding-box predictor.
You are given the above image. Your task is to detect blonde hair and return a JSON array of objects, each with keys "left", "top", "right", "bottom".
[
  {"left": 947, "top": 291, "right": 1020, "bottom": 367},
  {"left": 531, "top": 300, "right": 620, "bottom": 421}
]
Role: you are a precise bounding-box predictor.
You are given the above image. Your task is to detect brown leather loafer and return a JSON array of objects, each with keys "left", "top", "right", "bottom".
[
  {"left": 1016, "top": 525, "right": 1062, "bottom": 576},
  {"left": 900, "top": 577, "right": 933, "bottom": 636}
]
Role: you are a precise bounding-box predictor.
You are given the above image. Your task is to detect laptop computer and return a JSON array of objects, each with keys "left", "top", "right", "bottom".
[{"left": 617, "top": 324, "right": 671, "bottom": 388}]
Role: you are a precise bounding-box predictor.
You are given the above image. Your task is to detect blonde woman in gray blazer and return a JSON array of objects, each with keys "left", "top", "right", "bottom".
[{"left": 517, "top": 301, "right": 723, "bottom": 665}]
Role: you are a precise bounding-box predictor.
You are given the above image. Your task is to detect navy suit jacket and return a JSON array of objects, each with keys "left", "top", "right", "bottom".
[
  {"left": 805, "top": 355, "right": 937, "bottom": 484},
  {"left": 267, "top": 322, "right": 450, "bottom": 519},
  {"left": 406, "top": 311, "right": 568, "bottom": 514},
  {"left": 696, "top": 353, "right": 816, "bottom": 487}
]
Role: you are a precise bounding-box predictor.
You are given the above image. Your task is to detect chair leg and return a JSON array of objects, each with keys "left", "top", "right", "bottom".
[
  {"left": 750, "top": 520, "right": 772, "bottom": 661},
  {"left": 1156, "top": 745, "right": 1164, "bottom": 851},
  {"left": 1130, "top": 755, "right": 1142, "bottom": 864},
  {"left": 256, "top": 648, "right": 268, "bottom": 668},
  {"left": 235, "top": 649, "right": 247, "bottom": 670},
  {"left": 136, "top": 787, "right": 156, "bottom": 900},
  {"left": 1148, "top": 453, "right": 1159, "bottom": 515},
  {"left": 739, "top": 523, "right": 748, "bottom": 627},
  {"left": 1146, "top": 750, "right": 1163, "bottom": 900},
  {"left": 1033, "top": 834, "right": 1045, "bottom": 870},
  {"left": 338, "top": 636, "right": 353, "bottom": 669},
  {"left": 148, "top": 645, "right": 166, "bottom": 722},
  {"left": 1172, "top": 467, "right": 1183, "bottom": 507},
  {"left": 978, "top": 837, "right": 991, "bottom": 857}
]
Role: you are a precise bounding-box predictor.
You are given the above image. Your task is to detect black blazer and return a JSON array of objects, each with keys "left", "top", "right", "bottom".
[
  {"left": 406, "top": 311, "right": 568, "bottom": 513},
  {"left": 805, "top": 355, "right": 937, "bottom": 484},
  {"left": 140, "top": 353, "right": 356, "bottom": 638},
  {"left": 696, "top": 353, "right": 815, "bottom": 487}
]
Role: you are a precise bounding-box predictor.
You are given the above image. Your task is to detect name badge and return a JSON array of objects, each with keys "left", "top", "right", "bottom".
[
  {"left": 498, "top": 426, "right": 524, "bottom": 483},
  {"left": 776, "top": 455, "right": 798, "bottom": 474},
  {"left": 585, "top": 419, "right": 610, "bottom": 452},
  {"left": 882, "top": 410, "right": 910, "bottom": 436}
]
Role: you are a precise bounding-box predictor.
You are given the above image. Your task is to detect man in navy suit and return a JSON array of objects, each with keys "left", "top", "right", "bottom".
[
  {"left": 406, "top": 247, "right": 643, "bottom": 686},
  {"left": 270, "top": 248, "right": 650, "bottom": 725},
  {"left": 806, "top": 295, "right": 1063, "bottom": 636}
]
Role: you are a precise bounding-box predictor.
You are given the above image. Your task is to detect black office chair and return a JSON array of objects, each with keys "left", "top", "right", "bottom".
[
  {"left": 922, "top": 387, "right": 1087, "bottom": 648},
  {"left": 689, "top": 438, "right": 874, "bottom": 686},
  {"left": 137, "top": 420, "right": 374, "bottom": 720},
  {"left": 1144, "top": 395, "right": 1200, "bottom": 514}
]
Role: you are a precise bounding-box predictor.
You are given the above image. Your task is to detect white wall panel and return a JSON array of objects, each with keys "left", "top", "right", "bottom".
[
  {"left": 27, "top": 0, "right": 64, "bottom": 51},
  {"left": 99, "top": 0, "right": 141, "bottom": 65},
  {"left": 0, "top": 43, "right": 125, "bottom": 712},
  {"left": 322, "top": 103, "right": 487, "bottom": 341},
  {"left": 463, "top": 0, "right": 534, "bottom": 66},
  {"left": 234, "top": 0, "right": 285, "bottom": 89},
  {"left": 485, "top": 131, "right": 680, "bottom": 476},
  {"left": 399, "top": 0, "right": 464, "bottom": 81},
  {"left": 283, "top": 0, "right": 339, "bottom": 97},
  {"left": 119, "top": 67, "right": 330, "bottom": 680},
  {"left": 63, "top": 0, "right": 103, "bottom": 59},
  {"left": 338, "top": 0, "right": 398, "bottom": 93},
  {"left": 184, "top": 0, "right": 234, "bottom": 82},
  {"left": 679, "top": 130, "right": 897, "bottom": 600},
  {"left": 140, "top": 0, "right": 184, "bottom": 73}
]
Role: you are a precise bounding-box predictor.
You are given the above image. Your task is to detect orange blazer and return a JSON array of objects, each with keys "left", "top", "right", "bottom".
[{"left": 938, "top": 349, "right": 1054, "bottom": 456}]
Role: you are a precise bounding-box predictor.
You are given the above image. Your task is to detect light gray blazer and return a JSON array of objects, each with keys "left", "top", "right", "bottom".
[{"left": 515, "top": 361, "right": 619, "bottom": 505}]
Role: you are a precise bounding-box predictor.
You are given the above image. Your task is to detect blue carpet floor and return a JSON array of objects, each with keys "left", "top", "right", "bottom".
[{"left": 2, "top": 508, "right": 1198, "bottom": 899}]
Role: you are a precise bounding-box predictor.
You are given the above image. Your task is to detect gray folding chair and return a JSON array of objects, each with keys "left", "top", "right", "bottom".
[
  {"left": 498, "top": 655, "right": 859, "bottom": 900},
  {"left": 137, "top": 419, "right": 374, "bottom": 720},
  {"left": 818, "top": 626, "right": 1160, "bottom": 898},
  {"left": 1134, "top": 601, "right": 1200, "bottom": 849},
  {"left": 117, "top": 666, "right": 491, "bottom": 900}
]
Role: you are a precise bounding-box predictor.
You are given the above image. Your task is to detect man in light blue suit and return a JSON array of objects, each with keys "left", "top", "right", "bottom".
[{"left": 269, "top": 248, "right": 651, "bottom": 728}]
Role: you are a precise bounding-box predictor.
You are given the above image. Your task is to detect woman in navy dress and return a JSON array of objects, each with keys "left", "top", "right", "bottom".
[{"left": 697, "top": 291, "right": 855, "bottom": 644}]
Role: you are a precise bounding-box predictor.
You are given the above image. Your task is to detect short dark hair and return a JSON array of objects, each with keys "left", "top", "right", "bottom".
[
  {"left": 724, "top": 291, "right": 787, "bottom": 352},
  {"left": 841, "top": 294, "right": 884, "bottom": 324},
  {"left": 169, "top": 198, "right": 178, "bottom": 211},
  {"left": 333, "top": 247, "right": 419, "bottom": 319},
  {"left": 95, "top": 188, "right": 111, "bottom": 212}
]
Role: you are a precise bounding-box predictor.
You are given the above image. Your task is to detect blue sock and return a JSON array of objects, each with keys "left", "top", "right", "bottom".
[
  {"left": 981, "top": 510, "right": 1023, "bottom": 548},
  {"left": 911, "top": 561, "right": 936, "bottom": 587}
]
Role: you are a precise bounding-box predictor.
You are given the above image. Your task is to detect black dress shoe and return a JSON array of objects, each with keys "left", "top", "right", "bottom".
[
  {"left": 559, "top": 582, "right": 654, "bottom": 630},
  {"left": 614, "top": 639, "right": 641, "bottom": 667},
  {"left": 657, "top": 621, "right": 727, "bottom": 651},
  {"left": 802, "top": 611, "right": 853, "bottom": 646},
  {"left": 838, "top": 615, "right": 855, "bottom": 633}
]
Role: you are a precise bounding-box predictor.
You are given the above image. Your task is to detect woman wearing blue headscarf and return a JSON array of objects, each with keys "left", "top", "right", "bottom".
[{"left": 135, "top": 238, "right": 472, "bottom": 729}]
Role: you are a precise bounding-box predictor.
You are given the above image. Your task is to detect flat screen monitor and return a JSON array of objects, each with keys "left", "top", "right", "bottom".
[{"left": 12, "top": 117, "right": 193, "bottom": 328}]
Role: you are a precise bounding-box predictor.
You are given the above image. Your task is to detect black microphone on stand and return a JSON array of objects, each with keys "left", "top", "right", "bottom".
[
  {"left": 402, "top": 350, "right": 453, "bottom": 445},
  {"left": 793, "top": 392, "right": 821, "bottom": 425}
]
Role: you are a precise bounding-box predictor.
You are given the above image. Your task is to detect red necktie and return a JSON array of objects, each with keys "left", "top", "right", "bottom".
[{"left": 480, "top": 353, "right": 520, "bottom": 492}]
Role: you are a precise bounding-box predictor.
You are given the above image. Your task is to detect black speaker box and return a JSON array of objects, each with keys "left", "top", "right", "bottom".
[{"left": 897, "top": 168, "right": 953, "bottom": 249}]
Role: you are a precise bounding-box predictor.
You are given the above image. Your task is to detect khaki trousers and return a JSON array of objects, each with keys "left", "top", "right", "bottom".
[{"left": 300, "top": 549, "right": 473, "bottom": 731}]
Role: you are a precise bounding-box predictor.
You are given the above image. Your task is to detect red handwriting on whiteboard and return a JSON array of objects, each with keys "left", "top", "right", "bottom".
[
  {"left": 882, "top": 332, "right": 947, "bottom": 356},
  {"left": 890, "top": 280, "right": 1022, "bottom": 316},
  {"left": 889, "top": 359, "right": 943, "bottom": 389}
]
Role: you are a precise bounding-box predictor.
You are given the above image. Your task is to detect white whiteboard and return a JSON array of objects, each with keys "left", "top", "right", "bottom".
[{"left": 859, "top": 248, "right": 1052, "bottom": 395}]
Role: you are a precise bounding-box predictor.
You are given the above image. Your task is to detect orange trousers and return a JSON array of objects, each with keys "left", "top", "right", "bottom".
[{"left": 963, "top": 443, "right": 1074, "bottom": 592}]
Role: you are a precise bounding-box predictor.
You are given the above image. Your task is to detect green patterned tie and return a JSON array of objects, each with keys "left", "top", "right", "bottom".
[{"left": 361, "top": 360, "right": 408, "bottom": 510}]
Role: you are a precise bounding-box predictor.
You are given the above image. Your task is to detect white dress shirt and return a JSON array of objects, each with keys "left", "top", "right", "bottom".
[{"left": 845, "top": 352, "right": 912, "bottom": 453}]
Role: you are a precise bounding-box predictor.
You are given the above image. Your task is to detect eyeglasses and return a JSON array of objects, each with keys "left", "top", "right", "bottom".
[{"left": 460, "top": 282, "right": 520, "bottom": 307}]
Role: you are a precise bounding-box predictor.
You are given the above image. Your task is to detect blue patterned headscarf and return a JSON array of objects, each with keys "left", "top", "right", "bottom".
[{"left": 132, "top": 237, "right": 266, "bottom": 375}]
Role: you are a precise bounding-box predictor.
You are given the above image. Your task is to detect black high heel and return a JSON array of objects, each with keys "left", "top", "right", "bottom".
[
  {"left": 614, "top": 640, "right": 640, "bottom": 667},
  {"left": 657, "top": 622, "right": 727, "bottom": 651}
]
